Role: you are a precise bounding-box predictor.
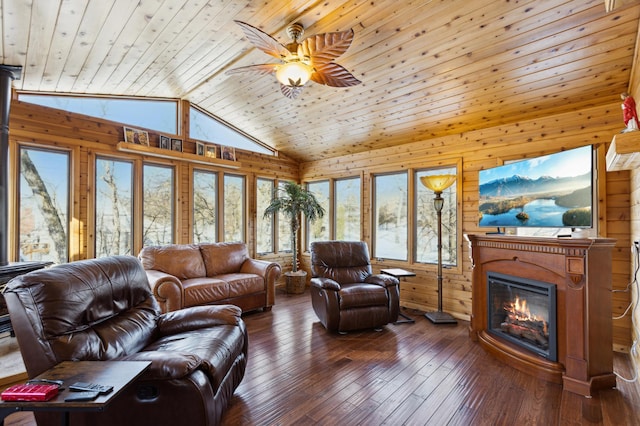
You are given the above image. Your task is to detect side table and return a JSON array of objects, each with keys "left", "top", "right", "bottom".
[
  {"left": 381, "top": 268, "right": 416, "bottom": 324},
  {"left": 0, "top": 360, "right": 151, "bottom": 426}
]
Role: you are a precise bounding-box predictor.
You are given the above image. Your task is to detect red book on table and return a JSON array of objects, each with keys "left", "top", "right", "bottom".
[{"left": 1, "top": 383, "right": 59, "bottom": 401}]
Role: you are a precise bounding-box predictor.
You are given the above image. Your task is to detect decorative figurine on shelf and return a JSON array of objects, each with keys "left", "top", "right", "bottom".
[{"left": 621, "top": 92, "right": 639, "bottom": 132}]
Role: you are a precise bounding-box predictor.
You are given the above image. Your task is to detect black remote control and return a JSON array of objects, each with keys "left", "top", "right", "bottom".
[
  {"left": 64, "top": 391, "right": 100, "bottom": 401},
  {"left": 68, "top": 382, "right": 113, "bottom": 394}
]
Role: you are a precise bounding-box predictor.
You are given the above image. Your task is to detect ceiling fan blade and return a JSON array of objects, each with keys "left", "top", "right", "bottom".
[
  {"left": 311, "top": 62, "right": 361, "bottom": 87},
  {"left": 225, "top": 63, "right": 278, "bottom": 76},
  {"left": 300, "top": 29, "right": 355, "bottom": 63},
  {"left": 280, "top": 84, "right": 303, "bottom": 99},
  {"left": 234, "top": 21, "right": 290, "bottom": 59}
]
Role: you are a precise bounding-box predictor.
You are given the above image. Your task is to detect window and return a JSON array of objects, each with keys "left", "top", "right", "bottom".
[
  {"left": 95, "top": 157, "right": 133, "bottom": 257},
  {"left": 373, "top": 172, "right": 408, "bottom": 261},
  {"left": 278, "top": 181, "right": 292, "bottom": 252},
  {"left": 306, "top": 180, "right": 330, "bottom": 247},
  {"left": 18, "top": 147, "right": 70, "bottom": 263},
  {"left": 18, "top": 93, "right": 178, "bottom": 134},
  {"left": 143, "top": 164, "right": 174, "bottom": 245},
  {"left": 256, "top": 178, "right": 275, "bottom": 253},
  {"left": 193, "top": 170, "right": 217, "bottom": 243},
  {"left": 223, "top": 174, "right": 245, "bottom": 242},
  {"left": 335, "top": 177, "right": 361, "bottom": 240},
  {"left": 189, "top": 106, "right": 274, "bottom": 156},
  {"left": 415, "top": 167, "right": 457, "bottom": 266}
]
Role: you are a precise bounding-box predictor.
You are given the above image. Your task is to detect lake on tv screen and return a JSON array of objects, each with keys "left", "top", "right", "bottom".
[{"left": 479, "top": 199, "right": 590, "bottom": 227}]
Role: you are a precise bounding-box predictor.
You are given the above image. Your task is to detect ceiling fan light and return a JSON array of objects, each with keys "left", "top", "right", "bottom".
[{"left": 276, "top": 61, "right": 313, "bottom": 87}]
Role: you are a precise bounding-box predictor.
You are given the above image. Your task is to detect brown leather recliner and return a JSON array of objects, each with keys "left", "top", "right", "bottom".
[
  {"left": 4, "top": 255, "right": 247, "bottom": 426},
  {"left": 310, "top": 240, "right": 400, "bottom": 332}
]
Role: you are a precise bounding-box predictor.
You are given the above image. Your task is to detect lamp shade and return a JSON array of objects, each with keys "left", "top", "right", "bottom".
[
  {"left": 276, "top": 61, "right": 313, "bottom": 87},
  {"left": 420, "top": 174, "right": 456, "bottom": 193}
]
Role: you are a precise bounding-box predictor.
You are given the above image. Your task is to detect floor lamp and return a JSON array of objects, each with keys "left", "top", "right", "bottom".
[{"left": 419, "top": 174, "right": 457, "bottom": 324}]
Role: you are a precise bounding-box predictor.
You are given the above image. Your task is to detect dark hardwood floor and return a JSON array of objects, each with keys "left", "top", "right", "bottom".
[{"left": 4, "top": 289, "right": 640, "bottom": 425}]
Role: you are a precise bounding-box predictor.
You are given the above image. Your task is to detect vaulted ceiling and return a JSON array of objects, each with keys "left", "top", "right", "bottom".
[{"left": 2, "top": 0, "right": 639, "bottom": 162}]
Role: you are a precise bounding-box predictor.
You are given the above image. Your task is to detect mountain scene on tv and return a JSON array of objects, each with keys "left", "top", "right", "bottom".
[{"left": 479, "top": 171, "right": 592, "bottom": 228}]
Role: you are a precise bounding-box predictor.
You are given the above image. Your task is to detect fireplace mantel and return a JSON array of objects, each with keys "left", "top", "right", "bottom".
[{"left": 465, "top": 234, "right": 617, "bottom": 397}]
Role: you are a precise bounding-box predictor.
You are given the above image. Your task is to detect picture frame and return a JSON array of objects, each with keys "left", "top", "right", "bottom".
[
  {"left": 196, "top": 141, "right": 205, "bottom": 156},
  {"left": 159, "top": 135, "right": 170, "bottom": 150},
  {"left": 123, "top": 126, "right": 149, "bottom": 146},
  {"left": 221, "top": 145, "right": 236, "bottom": 161},
  {"left": 171, "top": 138, "right": 183, "bottom": 152},
  {"left": 205, "top": 145, "right": 217, "bottom": 159}
]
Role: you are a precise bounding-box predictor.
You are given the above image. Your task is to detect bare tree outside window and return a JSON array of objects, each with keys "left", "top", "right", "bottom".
[
  {"left": 256, "top": 178, "right": 274, "bottom": 253},
  {"left": 95, "top": 158, "right": 133, "bottom": 257},
  {"left": 277, "top": 181, "right": 292, "bottom": 252},
  {"left": 306, "top": 181, "right": 329, "bottom": 248},
  {"left": 374, "top": 172, "right": 408, "bottom": 260},
  {"left": 415, "top": 168, "right": 457, "bottom": 265},
  {"left": 223, "top": 174, "right": 245, "bottom": 242},
  {"left": 143, "top": 164, "right": 174, "bottom": 246},
  {"left": 19, "top": 148, "right": 69, "bottom": 263},
  {"left": 193, "top": 170, "right": 217, "bottom": 243},
  {"left": 335, "top": 177, "right": 361, "bottom": 241}
]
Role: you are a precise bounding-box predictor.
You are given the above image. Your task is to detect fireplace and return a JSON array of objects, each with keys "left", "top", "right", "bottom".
[
  {"left": 487, "top": 272, "right": 557, "bottom": 362},
  {"left": 466, "top": 234, "right": 617, "bottom": 397}
]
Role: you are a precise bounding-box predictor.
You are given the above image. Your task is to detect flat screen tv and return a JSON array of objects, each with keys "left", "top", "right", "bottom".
[{"left": 478, "top": 145, "right": 593, "bottom": 229}]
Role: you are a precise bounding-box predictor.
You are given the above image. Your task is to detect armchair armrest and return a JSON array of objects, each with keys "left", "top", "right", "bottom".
[
  {"left": 156, "top": 304, "right": 242, "bottom": 336},
  {"left": 240, "top": 259, "right": 282, "bottom": 307},
  {"left": 365, "top": 274, "right": 399, "bottom": 288},
  {"left": 310, "top": 277, "right": 341, "bottom": 291},
  {"left": 145, "top": 269, "right": 184, "bottom": 313}
]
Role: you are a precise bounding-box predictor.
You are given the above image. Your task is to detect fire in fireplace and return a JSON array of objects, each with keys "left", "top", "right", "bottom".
[{"left": 487, "top": 272, "right": 557, "bottom": 362}]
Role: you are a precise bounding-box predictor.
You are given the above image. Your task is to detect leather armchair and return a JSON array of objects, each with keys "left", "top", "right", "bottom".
[
  {"left": 4, "top": 255, "right": 247, "bottom": 426},
  {"left": 309, "top": 241, "right": 400, "bottom": 332}
]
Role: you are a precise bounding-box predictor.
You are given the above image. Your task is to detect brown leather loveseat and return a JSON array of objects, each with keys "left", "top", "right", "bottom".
[
  {"left": 139, "top": 242, "right": 281, "bottom": 313},
  {"left": 4, "top": 255, "right": 247, "bottom": 426}
]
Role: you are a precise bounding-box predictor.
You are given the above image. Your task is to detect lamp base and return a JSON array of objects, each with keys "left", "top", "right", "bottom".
[{"left": 424, "top": 311, "right": 457, "bottom": 324}]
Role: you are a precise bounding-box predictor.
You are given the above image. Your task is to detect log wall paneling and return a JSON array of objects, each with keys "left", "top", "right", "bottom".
[
  {"left": 300, "top": 102, "right": 632, "bottom": 352},
  {"left": 8, "top": 100, "right": 299, "bottom": 288}
]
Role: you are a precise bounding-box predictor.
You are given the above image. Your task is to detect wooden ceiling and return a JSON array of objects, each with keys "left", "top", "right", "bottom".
[{"left": 2, "top": 0, "right": 639, "bottom": 162}]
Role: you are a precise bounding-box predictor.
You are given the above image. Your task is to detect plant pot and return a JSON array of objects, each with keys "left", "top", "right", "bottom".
[{"left": 285, "top": 270, "right": 307, "bottom": 294}]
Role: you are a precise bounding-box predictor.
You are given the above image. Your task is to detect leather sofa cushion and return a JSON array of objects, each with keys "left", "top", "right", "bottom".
[
  {"left": 219, "top": 274, "right": 264, "bottom": 298},
  {"left": 139, "top": 244, "right": 206, "bottom": 280},
  {"left": 200, "top": 242, "right": 249, "bottom": 277},
  {"left": 311, "top": 241, "right": 373, "bottom": 284},
  {"left": 338, "top": 283, "right": 389, "bottom": 309},
  {"left": 141, "top": 326, "right": 246, "bottom": 391},
  {"left": 182, "top": 278, "right": 230, "bottom": 308}
]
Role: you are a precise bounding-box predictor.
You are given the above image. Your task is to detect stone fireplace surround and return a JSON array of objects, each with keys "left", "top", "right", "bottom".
[{"left": 466, "top": 234, "right": 617, "bottom": 397}]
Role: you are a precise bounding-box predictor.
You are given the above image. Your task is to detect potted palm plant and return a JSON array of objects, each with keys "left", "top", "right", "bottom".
[{"left": 264, "top": 181, "right": 325, "bottom": 293}]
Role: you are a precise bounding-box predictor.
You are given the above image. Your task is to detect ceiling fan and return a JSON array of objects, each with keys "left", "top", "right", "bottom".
[{"left": 226, "top": 21, "right": 362, "bottom": 99}]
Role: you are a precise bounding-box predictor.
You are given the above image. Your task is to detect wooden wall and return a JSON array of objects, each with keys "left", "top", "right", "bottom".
[
  {"left": 7, "top": 99, "right": 300, "bottom": 282},
  {"left": 7, "top": 96, "right": 634, "bottom": 353},
  {"left": 300, "top": 102, "right": 633, "bottom": 352}
]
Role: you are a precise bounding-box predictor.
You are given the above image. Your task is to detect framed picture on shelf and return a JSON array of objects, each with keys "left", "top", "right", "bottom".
[
  {"left": 171, "top": 138, "right": 183, "bottom": 152},
  {"left": 196, "top": 141, "right": 205, "bottom": 156},
  {"left": 221, "top": 146, "right": 236, "bottom": 161},
  {"left": 205, "top": 145, "right": 217, "bottom": 159},
  {"left": 159, "top": 135, "right": 170, "bottom": 150},
  {"left": 124, "top": 126, "right": 149, "bottom": 146}
]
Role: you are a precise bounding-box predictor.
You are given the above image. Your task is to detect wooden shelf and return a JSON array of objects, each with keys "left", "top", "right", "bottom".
[
  {"left": 116, "top": 142, "right": 241, "bottom": 169},
  {"left": 605, "top": 131, "right": 640, "bottom": 171}
]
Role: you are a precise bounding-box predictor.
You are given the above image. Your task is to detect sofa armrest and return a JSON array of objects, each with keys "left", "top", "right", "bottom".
[
  {"left": 310, "top": 277, "right": 341, "bottom": 291},
  {"left": 145, "top": 269, "right": 184, "bottom": 313},
  {"left": 156, "top": 304, "right": 242, "bottom": 337},
  {"left": 365, "top": 274, "right": 399, "bottom": 288},
  {"left": 120, "top": 351, "right": 203, "bottom": 380},
  {"left": 240, "top": 259, "right": 282, "bottom": 307}
]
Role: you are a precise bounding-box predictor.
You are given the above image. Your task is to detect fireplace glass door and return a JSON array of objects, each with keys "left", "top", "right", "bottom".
[{"left": 487, "top": 272, "right": 557, "bottom": 362}]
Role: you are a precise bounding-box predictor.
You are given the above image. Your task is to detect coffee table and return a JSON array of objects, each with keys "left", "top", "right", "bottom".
[
  {"left": 381, "top": 268, "right": 417, "bottom": 324},
  {"left": 0, "top": 360, "right": 151, "bottom": 426}
]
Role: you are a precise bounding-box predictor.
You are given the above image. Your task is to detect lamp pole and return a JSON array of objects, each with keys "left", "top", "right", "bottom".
[{"left": 424, "top": 188, "right": 457, "bottom": 325}]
